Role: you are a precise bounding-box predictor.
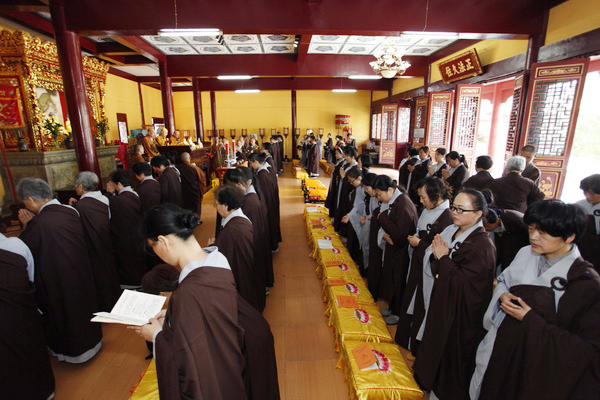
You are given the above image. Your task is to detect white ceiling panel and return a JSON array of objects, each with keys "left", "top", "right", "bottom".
[
  {"left": 142, "top": 35, "right": 186, "bottom": 45},
  {"left": 264, "top": 44, "right": 295, "bottom": 54},
  {"left": 346, "top": 36, "right": 385, "bottom": 45},
  {"left": 224, "top": 34, "right": 260, "bottom": 44},
  {"left": 185, "top": 36, "right": 221, "bottom": 45},
  {"left": 339, "top": 44, "right": 376, "bottom": 55},
  {"left": 111, "top": 65, "right": 160, "bottom": 76},
  {"left": 261, "top": 34, "right": 295, "bottom": 43},
  {"left": 157, "top": 45, "right": 197, "bottom": 55},
  {"left": 311, "top": 35, "right": 346, "bottom": 44},
  {"left": 229, "top": 44, "right": 262, "bottom": 54},
  {"left": 403, "top": 46, "right": 439, "bottom": 55},
  {"left": 308, "top": 43, "right": 342, "bottom": 54},
  {"left": 194, "top": 45, "right": 230, "bottom": 55}
]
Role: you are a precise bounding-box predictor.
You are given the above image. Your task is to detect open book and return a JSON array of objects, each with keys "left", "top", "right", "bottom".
[{"left": 91, "top": 289, "right": 167, "bottom": 326}]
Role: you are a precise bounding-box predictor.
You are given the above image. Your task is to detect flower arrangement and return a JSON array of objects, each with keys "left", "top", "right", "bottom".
[
  {"left": 43, "top": 117, "right": 65, "bottom": 149},
  {"left": 95, "top": 119, "right": 108, "bottom": 144}
]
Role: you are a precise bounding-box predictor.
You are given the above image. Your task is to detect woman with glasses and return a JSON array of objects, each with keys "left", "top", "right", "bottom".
[
  {"left": 469, "top": 199, "right": 600, "bottom": 400},
  {"left": 395, "top": 177, "right": 453, "bottom": 356},
  {"left": 373, "top": 175, "right": 419, "bottom": 325},
  {"left": 413, "top": 188, "right": 496, "bottom": 400}
]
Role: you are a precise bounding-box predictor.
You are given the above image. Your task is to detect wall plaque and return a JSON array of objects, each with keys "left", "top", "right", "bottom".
[{"left": 439, "top": 49, "right": 483, "bottom": 84}]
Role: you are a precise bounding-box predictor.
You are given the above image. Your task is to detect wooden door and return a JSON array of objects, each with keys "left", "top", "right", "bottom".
[
  {"left": 424, "top": 92, "right": 454, "bottom": 152},
  {"left": 395, "top": 100, "right": 411, "bottom": 168},
  {"left": 378, "top": 103, "right": 398, "bottom": 166},
  {"left": 451, "top": 84, "right": 483, "bottom": 170},
  {"left": 412, "top": 97, "right": 428, "bottom": 145},
  {"left": 520, "top": 58, "right": 589, "bottom": 198}
]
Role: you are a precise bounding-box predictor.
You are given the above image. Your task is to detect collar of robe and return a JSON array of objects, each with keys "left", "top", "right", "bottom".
[
  {"left": 38, "top": 198, "right": 79, "bottom": 215},
  {"left": 221, "top": 207, "right": 250, "bottom": 228},
  {"left": 245, "top": 185, "right": 257, "bottom": 195},
  {"left": 258, "top": 163, "right": 270, "bottom": 173},
  {"left": 447, "top": 162, "right": 464, "bottom": 176},
  {"left": 380, "top": 188, "right": 402, "bottom": 213},
  {"left": 80, "top": 190, "right": 110, "bottom": 207},
  {"left": 344, "top": 160, "right": 358, "bottom": 172},
  {"left": 117, "top": 186, "right": 139, "bottom": 197},
  {"left": 576, "top": 199, "right": 600, "bottom": 233},
  {"left": 179, "top": 247, "right": 231, "bottom": 283},
  {"left": 416, "top": 199, "right": 450, "bottom": 234}
]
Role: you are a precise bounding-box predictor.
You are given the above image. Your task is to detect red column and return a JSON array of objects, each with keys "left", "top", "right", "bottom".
[
  {"left": 210, "top": 91, "right": 217, "bottom": 136},
  {"left": 159, "top": 60, "right": 176, "bottom": 136},
  {"left": 49, "top": 0, "right": 100, "bottom": 181},
  {"left": 192, "top": 78, "right": 204, "bottom": 143},
  {"left": 291, "top": 90, "right": 298, "bottom": 159}
]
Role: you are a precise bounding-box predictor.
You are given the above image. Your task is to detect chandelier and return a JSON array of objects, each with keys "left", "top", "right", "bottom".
[{"left": 370, "top": 44, "right": 411, "bottom": 79}]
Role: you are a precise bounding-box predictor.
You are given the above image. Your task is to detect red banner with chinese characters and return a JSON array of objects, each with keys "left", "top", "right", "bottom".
[
  {"left": 0, "top": 83, "right": 24, "bottom": 129},
  {"left": 438, "top": 49, "right": 483, "bottom": 84}
]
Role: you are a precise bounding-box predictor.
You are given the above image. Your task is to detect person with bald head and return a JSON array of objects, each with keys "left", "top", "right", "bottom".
[
  {"left": 130, "top": 144, "right": 145, "bottom": 165},
  {"left": 142, "top": 127, "right": 159, "bottom": 158},
  {"left": 177, "top": 151, "right": 205, "bottom": 219}
]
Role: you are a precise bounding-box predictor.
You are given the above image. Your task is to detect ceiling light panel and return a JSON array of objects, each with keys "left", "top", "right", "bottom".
[
  {"left": 308, "top": 34, "right": 458, "bottom": 56},
  {"left": 142, "top": 34, "right": 295, "bottom": 55}
]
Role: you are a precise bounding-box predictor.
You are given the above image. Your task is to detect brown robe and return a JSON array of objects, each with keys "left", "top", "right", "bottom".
[
  {"left": 277, "top": 140, "right": 284, "bottom": 172},
  {"left": 463, "top": 170, "right": 494, "bottom": 191},
  {"left": 325, "top": 160, "right": 343, "bottom": 218},
  {"left": 396, "top": 208, "right": 453, "bottom": 351},
  {"left": 256, "top": 168, "right": 282, "bottom": 250},
  {"left": 130, "top": 153, "right": 145, "bottom": 166},
  {"left": 141, "top": 135, "right": 159, "bottom": 158},
  {"left": 367, "top": 204, "right": 384, "bottom": 298},
  {"left": 490, "top": 172, "right": 544, "bottom": 213},
  {"left": 495, "top": 209, "right": 529, "bottom": 271},
  {"left": 135, "top": 178, "right": 161, "bottom": 216},
  {"left": 269, "top": 146, "right": 280, "bottom": 173},
  {"left": 243, "top": 191, "right": 274, "bottom": 290},
  {"left": 216, "top": 216, "right": 262, "bottom": 311},
  {"left": 408, "top": 158, "right": 432, "bottom": 205},
  {"left": 159, "top": 166, "right": 183, "bottom": 207},
  {"left": 177, "top": 162, "right": 203, "bottom": 217},
  {"left": 306, "top": 143, "right": 319, "bottom": 175},
  {"left": 155, "top": 267, "right": 247, "bottom": 400},
  {"left": 578, "top": 214, "right": 600, "bottom": 273},
  {"left": 266, "top": 153, "right": 276, "bottom": 174},
  {"left": 334, "top": 173, "right": 353, "bottom": 235},
  {"left": 20, "top": 204, "right": 102, "bottom": 358},
  {"left": 110, "top": 191, "right": 147, "bottom": 285},
  {"left": 479, "top": 258, "right": 600, "bottom": 400},
  {"left": 74, "top": 196, "right": 121, "bottom": 310},
  {"left": 399, "top": 157, "right": 419, "bottom": 189},
  {"left": 378, "top": 193, "right": 418, "bottom": 313},
  {"left": 0, "top": 248, "right": 55, "bottom": 400},
  {"left": 522, "top": 162, "right": 541, "bottom": 185},
  {"left": 445, "top": 163, "right": 470, "bottom": 197},
  {"left": 413, "top": 226, "right": 496, "bottom": 400}
]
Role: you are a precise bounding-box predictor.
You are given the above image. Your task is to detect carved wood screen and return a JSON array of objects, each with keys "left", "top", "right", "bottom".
[
  {"left": 379, "top": 104, "right": 398, "bottom": 165},
  {"left": 451, "top": 85, "right": 482, "bottom": 170},
  {"left": 505, "top": 74, "right": 525, "bottom": 160},
  {"left": 413, "top": 97, "right": 428, "bottom": 145},
  {"left": 371, "top": 109, "right": 382, "bottom": 140},
  {"left": 397, "top": 105, "right": 411, "bottom": 143},
  {"left": 424, "top": 92, "right": 454, "bottom": 151},
  {"left": 520, "top": 59, "right": 589, "bottom": 198}
]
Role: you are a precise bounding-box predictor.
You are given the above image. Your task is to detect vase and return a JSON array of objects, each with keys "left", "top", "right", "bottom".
[
  {"left": 54, "top": 139, "right": 61, "bottom": 150},
  {"left": 95, "top": 138, "right": 101, "bottom": 146},
  {"left": 65, "top": 139, "right": 75, "bottom": 149},
  {"left": 17, "top": 137, "right": 29, "bottom": 152}
]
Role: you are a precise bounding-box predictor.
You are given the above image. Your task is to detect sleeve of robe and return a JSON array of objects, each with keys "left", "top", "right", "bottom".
[
  {"left": 378, "top": 201, "right": 412, "bottom": 248},
  {"left": 527, "top": 179, "right": 545, "bottom": 205}
]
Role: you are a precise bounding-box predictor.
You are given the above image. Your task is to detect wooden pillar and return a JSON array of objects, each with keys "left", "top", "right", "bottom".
[
  {"left": 424, "top": 63, "right": 431, "bottom": 94},
  {"left": 291, "top": 90, "right": 298, "bottom": 159},
  {"left": 159, "top": 60, "right": 175, "bottom": 135},
  {"left": 192, "top": 78, "right": 204, "bottom": 142},
  {"left": 210, "top": 91, "right": 217, "bottom": 137},
  {"left": 49, "top": 0, "right": 101, "bottom": 181},
  {"left": 137, "top": 82, "right": 145, "bottom": 127}
]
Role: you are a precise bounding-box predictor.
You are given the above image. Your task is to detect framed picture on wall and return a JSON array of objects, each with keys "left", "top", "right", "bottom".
[
  {"left": 36, "top": 88, "right": 65, "bottom": 125},
  {"left": 116, "top": 113, "right": 129, "bottom": 143}
]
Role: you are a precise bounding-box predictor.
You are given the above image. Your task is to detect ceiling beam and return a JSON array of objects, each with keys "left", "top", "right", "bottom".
[
  {"left": 296, "top": 34, "right": 311, "bottom": 62},
  {"left": 178, "top": 77, "right": 391, "bottom": 91},
  {"left": 95, "top": 41, "right": 138, "bottom": 55},
  {"left": 113, "top": 35, "right": 165, "bottom": 63},
  {"left": 0, "top": 1, "right": 48, "bottom": 12}
]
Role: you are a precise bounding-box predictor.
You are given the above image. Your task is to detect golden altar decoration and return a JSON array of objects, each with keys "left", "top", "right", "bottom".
[{"left": 0, "top": 29, "right": 109, "bottom": 152}]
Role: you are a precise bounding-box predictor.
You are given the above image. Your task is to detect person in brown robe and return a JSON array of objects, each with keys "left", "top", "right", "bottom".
[
  {"left": 413, "top": 189, "right": 496, "bottom": 400},
  {"left": 0, "top": 233, "right": 55, "bottom": 400},
  {"left": 463, "top": 155, "right": 494, "bottom": 191},
  {"left": 17, "top": 178, "right": 103, "bottom": 363},
  {"left": 520, "top": 144, "right": 541, "bottom": 185},
  {"left": 130, "top": 144, "right": 146, "bottom": 165},
  {"left": 151, "top": 155, "right": 183, "bottom": 207},
  {"left": 470, "top": 200, "right": 600, "bottom": 400},
  {"left": 276, "top": 135, "right": 284, "bottom": 173},
  {"left": 70, "top": 172, "right": 121, "bottom": 311},
  {"left": 106, "top": 170, "right": 147, "bottom": 286},
  {"left": 306, "top": 135, "right": 320, "bottom": 177},
  {"left": 396, "top": 177, "right": 453, "bottom": 354},
  {"left": 427, "top": 147, "right": 447, "bottom": 179},
  {"left": 325, "top": 148, "right": 345, "bottom": 218},
  {"left": 398, "top": 147, "right": 419, "bottom": 189},
  {"left": 334, "top": 146, "right": 358, "bottom": 235},
  {"left": 490, "top": 155, "right": 544, "bottom": 213},
  {"left": 575, "top": 174, "right": 600, "bottom": 272},
  {"left": 177, "top": 152, "right": 204, "bottom": 218},
  {"left": 373, "top": 175, "right": 418, "bottom": 324},
  {"left": 250, "top": 152, "right": 282, "bottom": 251},
  {"left": 269, "top": 137, "right": 280, "bottom": 173},
  {"left": 442, "top": 151, "right": 470, "bottom": 198},
  {"left": 132, "top": 162, "right": 161, "bottom": 216},
  {"left": 141, "top": 128, "right": 159, "bottom": 158},
  {"left": 484, "top": 207, "right": 529, "bottom": 271},
  {"left": 211, "top": 184, "right": 262, "bottom": 310},
  {"left": 262, "top": 142, "right": 277, "bottom": 178},
  {"left": 407, "top": 146, "right": 432, "bottom": 206},
  {"left": 363, "top": 175, "right": 384, "bottom": 298}
]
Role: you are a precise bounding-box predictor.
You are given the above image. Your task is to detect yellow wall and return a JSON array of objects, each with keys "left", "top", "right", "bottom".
[
  {"left": 393, "top": 77, "right": 425, "bottom": 95},
  {"left": 430, "top": 39, "right": 529, "bottom": 83},
  {"left": 372, "top": 90, "right": 389, "bottom": 101},
  {"left": 104, "top": 73, "right": 143, "bottom": 142},
  {"left": 546, "top": 0, "right": 600, "bottom": 45},
  {"left": 140, "top": 85, "right": 163, "bottom": 127}
]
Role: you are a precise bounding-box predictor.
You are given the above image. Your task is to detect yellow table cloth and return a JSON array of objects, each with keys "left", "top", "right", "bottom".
[
  {"left": 320, "top": 263, "right": 362, "bottom": 281},
  {"left": 329, "top": 302, "right": 392, "bottom": 351},
  {"left": 129, "top": 360, "right": 158, "bottom": 399},
  {"left": 338, "top": 340, "right": 424, "bottom": 400},
  {"left": 323, "top": 278, "right": 374, "bottom": 306}
]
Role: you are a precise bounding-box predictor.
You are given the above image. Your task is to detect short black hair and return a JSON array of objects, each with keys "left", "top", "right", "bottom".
[
  {"left": 416, "top": 176, "right": 448, "bottom": 202},
  {"left": 521, "top": 145, "right": 536, "bottom": 153},
  {"left": 373, "top": 175, "right": 398, "bottom": 192},
  {"left": 475, "top": 155, "right": 493, "bottom": 170},
  {"left": 143, "top": 203, "right": 199, "bottom": 241},
  {"left": 215, "top": 184, "right": 244, "bottom": 211},
  {"left": 150, "top": 156, "right": 169, "bottom": 168},
  {"left": 131, "top": 162, "right": 152, "bottom": 177},
  {"left": 262, "top": 142, "right": 272, "bottom": 152},
  {"left": 456, "top": 188, "right": 487, "bottom": 219},
  {"left": 109, "top": 169, "right": 132, "bottom": 187},
  {"left": 419, "top": 146, "right": 430, "bottom": 154},
  {"left": 222, "top": 168, "right": 245, "bottom": 185},
  {"left": 524, "top": 199, "right": 587, "bottom": 242},
  {"left": 343, "top": 146, "right": 357, "bottom": 158},
  {"left": 408, "top": 147, "right": 419, "bottom": 157},
  {"left": 362, "top": 173, "right": 378, "bottom": 188},
  {"left": 346, "top": 166, "right": 362, "bottom": 180},
  {"left": 436, "top": 147, "right": 447, "bottom": 156},
  {"left": 448, "top": 151, "right": 468, "bottom": 169},
  {"left": 247, "top": 152, "right": 266, "bottom": 164},
  {"left": 580, "top": 174, "right": 600, "bottom": 195}
]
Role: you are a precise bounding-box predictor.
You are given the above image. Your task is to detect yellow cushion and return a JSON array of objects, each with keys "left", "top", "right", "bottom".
[
  {"left": 129, "top": 359, "right": 158, "bottom": 400},
  {"left": 329, "top": 303, "right": 392, "bottom": 351},
  {"left": 323, "top": 278, "right": 374, "bottom": 306}
]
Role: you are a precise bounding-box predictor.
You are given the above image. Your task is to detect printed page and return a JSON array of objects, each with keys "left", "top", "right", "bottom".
[{"left": 91, "top": 290, "right": 166, "bottom": 326}]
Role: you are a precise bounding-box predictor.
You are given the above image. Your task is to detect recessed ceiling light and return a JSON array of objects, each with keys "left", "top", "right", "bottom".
[
  {"left": 218, "top": 75, "right": 253, "bottom": 80},
  {"left": 332, "top": 89, "right": 357, "bottom": 93},
  {"left": 235, "top": 89, "right": 261, "bottom": 93},
  {"left": 348, "top": 75, "right": 383, "bottom": 80},
  {"left": 159, "top": 28, "right": 222, "bottom": 37}
]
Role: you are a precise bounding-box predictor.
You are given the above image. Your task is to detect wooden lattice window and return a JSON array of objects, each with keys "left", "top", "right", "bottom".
[
  {"left": 425, "top": 92, "right": 453, "bottom": 149},
  {"left": 451, "top": 85, "right": 482, "bottom": 169},
  {"left": 397, "top": 107, "right": 410, "bottom": 143},
  {"left": 379, "top": 104, "right": 398, "bottom": 165},
  {"left": 505, "top": 74, "right": 524, "bottom": 159}
]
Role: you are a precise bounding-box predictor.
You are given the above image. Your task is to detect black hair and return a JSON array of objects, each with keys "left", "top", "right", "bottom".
[
  {"left": 358, "top": 154, "right": 372, "bottom": 168},
  {"left": 580, "top": 174, "right": 600, "bottom": 195},
  {"left": 373, "top": 175, "right": 399, "bottom": 192},
  {"left": 222, "top": 168, "right": 246, "bottom": 185},
  {"left": 521, "top": 145, "right": 536, "bottom": 153},
  {"left": 143, "top": 203, "right": 199, "bottom": 241},
  {"left": 420, "top": 146, "right": 430, "bottom": 154},
  {"left": 164, "top": 150, "right": 178, "bottom": 165},
  {"left": 346, "top": 166, "right": 362, "bottom": 180},
  {"left": 416, "top": 176, "right": 448, "bottom": 202},
  {"left": 262, "top": 142, "right": 272, "bottom": 152},
  {"left": 131, "top": 162, "right": 152, "bottom": 177},
  {"left": 524, "top": 199, "right": 587, "bottom": 242},
  {"left": 215, "top": 184, "right": 244, "bottom": 211},
  {"left": 235, "top": 166, "right": 261, "bottom": 198},
  {"left": 335, "top": 147, "right": 344, "bottom": 156},
  {"left": 447, "top": 151, "right": 469, "bottom": 169},
  {"left": 475, "top": 155, "right": 493, "bottom": 170},
  {"left": 150, "top": 155, "right": 169, "bottom": 168},
  {"left": 343, "top": 146, "right": 357, "bottom": 158},
  {"left": 481, "top": 188, "right": 494, "bottom": 207},
  {"left": 485, "top": 208, "right": 499, "bottom": 224},
  {"left": 362, "top": 173, "right": 378, "bottom": 188},
  {"left": 436, "top": 147, "right": 447, "bottom": 156},
  {"left": 247, "top": 152, "right": 261, "bottom": 163},
  {"left": 109, "top": 169, "right": 132, "bottom": 186},
  {"left": 455, "top": 188, "right": 488, "bottom": 219},
  {"left": 408, "top": 147, "right": 419, "bottom": 157}
]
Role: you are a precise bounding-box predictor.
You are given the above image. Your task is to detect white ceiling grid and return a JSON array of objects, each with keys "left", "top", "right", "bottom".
[
  {"left": 309, "top": 34, "right": 457, "bottom": 56},
  {"left": 142, "top": 34, "right": 296, "bottom": 55}
]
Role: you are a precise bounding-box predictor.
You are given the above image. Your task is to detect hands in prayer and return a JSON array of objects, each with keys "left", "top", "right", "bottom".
[
  {"left": 407, "top": 164, "right": 415, "bottom": 173},
  {"left": 441, "top": 169, "right": 450, "bottom": 179},
  {"left": 106, "top": 181, "right": 117, "bottom": 193},
  {"left": 18, "top": 208, "right": 35, "bottom": 227},
  {"left": 68, "top": 197, "right": 78, "bottom": 206},
  {"left": 383, "top": 233, "right": 394, "bottom": 245},
  {"left": 407, "top": 234, "right": 421, "bottom": 248},
  {"left": 340, "top": 168, "right": 346, "bottom": 179},
  {"left": 432, "top": 234, "right": 450, "bottom": 259},
  {"left": 427, "top": 165, "right": 435, "bottom": 176},
  {"left": 499, "top": 292, "right": 531, "bottom": 321}
]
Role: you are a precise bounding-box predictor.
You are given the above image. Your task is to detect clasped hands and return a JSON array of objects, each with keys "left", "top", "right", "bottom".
[
  {"left": 499, "top": 292, "right": 531, "bottom": 321},
  {"left": 128, "top": 309, "right": 166, "bottom": 342}
]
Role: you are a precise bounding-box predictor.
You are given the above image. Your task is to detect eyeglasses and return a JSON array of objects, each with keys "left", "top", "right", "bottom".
[{"left": 449, "top": 205, "right": 479, "bottom": 214}]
